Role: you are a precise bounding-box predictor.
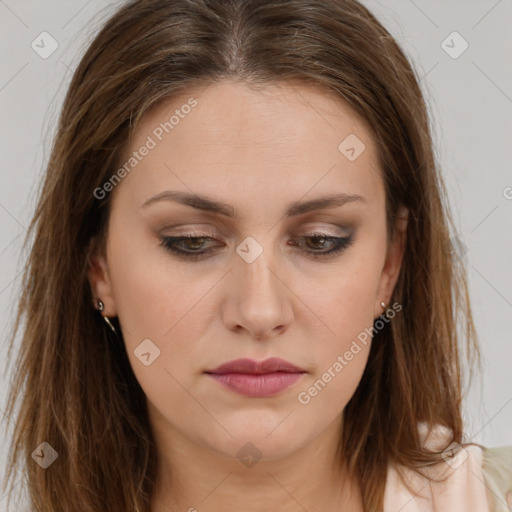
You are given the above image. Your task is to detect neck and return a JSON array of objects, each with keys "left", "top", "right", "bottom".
[{"left": 149, "top": 411, "right": 363, "bottom": 512}]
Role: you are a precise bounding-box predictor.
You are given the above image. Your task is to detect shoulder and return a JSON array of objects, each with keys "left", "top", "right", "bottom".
[
  {"left": 480, "top": 444, "right": 512, "bottom": 511},
  {"left": 383, "top": 423, "right": 512, "bottom": 512}
]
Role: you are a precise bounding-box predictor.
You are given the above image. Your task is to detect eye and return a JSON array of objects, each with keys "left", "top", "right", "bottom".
[
  {"left": 159, "top": 234, "right": 218, "bottom": 259},
  {"left": 288, "top": 232, "right": 353, "bottom": 259},
  {"left": 159, "top": 231, "right": 354, "bottom": 260}
]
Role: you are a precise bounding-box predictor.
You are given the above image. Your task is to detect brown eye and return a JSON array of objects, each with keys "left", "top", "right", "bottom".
[
  {"left": 290, "top": 233, "right": 353, "bottom": 258},
  {"left": 160, "top": 232, "right": 354, "bottom": 261},
  {"left": 160, "top": 235, "right": 219, "bottom": 259}
]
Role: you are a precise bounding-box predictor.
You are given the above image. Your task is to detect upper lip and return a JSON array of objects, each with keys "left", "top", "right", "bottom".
[{"left": 206, "top": 357, "right": 306, "bottom": 375}]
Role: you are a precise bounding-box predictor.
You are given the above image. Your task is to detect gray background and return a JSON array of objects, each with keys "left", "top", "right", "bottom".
[{"left": 1, "top": 0, "right": 511, "bottom": 505}]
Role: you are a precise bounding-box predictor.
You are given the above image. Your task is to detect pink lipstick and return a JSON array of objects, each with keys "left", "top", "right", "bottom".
[{"left": 205, "top": 357, "right": 306, "bottom": 397}]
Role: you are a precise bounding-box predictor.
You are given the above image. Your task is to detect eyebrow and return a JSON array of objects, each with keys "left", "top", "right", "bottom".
[{"left": 141, "top": 190, "right": 366, "bottom": 217}]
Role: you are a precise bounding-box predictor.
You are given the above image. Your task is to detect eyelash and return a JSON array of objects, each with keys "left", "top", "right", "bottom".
[{"left": 159, "top": 231, "right": 353, "bottom": 260}]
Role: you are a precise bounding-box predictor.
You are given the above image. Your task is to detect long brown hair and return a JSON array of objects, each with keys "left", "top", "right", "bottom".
[{"left": 3, "top": 0, "right": 481, "bottom": 510}]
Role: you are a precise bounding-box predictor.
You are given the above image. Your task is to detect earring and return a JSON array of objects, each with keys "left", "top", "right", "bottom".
[
  {"left": 380, "top": 301, "right": 387, "bottom": 312},
  {"left": 96, "top": 299, "right": 118, "bottom": 335}
]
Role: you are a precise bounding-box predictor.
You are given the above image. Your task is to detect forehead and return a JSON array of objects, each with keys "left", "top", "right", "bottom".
[
  {"left": 114, "top": 80, "right": 383, "bottom": 216},
  {"left": 135, "top": 79, "right": 375, "bottom": 148}
]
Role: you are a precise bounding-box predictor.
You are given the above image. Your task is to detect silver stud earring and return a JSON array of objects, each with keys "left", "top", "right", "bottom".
[
  {"left": 380, "top": 301, "right": 387, "bottom": 310},
  {"left": 96, "top": 299, "right": 118, "bottom": 335}
]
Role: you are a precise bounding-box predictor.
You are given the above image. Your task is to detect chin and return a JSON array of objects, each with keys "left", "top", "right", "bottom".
[{"left": 203, "top": 414, "right": 311, "bottom": 463}]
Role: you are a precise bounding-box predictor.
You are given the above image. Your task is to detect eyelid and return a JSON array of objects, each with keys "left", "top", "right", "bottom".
[
  {"left": 159, "top": 227, "right": 348, "bottom": 240},
  {"left": 301, "top": 227, "right": 347, "bottom": 237},
  {"left": 159, "top": 220, "right": 349, "bottom": 234}
]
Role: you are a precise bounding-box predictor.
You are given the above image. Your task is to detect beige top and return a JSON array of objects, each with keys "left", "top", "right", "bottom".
[{"left": 383, "top": 424, "right": 512, "bottom": 511}]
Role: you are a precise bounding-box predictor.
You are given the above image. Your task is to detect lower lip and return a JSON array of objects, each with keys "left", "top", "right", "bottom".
[{"left": 207, "top": 372, "right": 304, "bottom": 397}]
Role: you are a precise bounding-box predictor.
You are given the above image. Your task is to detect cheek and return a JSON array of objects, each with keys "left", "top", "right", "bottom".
[
  {"left": 107, "top": 217, "right": 201, "bottom": 338},
  {"left": 296, "top": 350, "right": 370, "bottom": 420},
  {"left": 110, "top": 256, "right": 172, "bottom": 342},
  {"left": 293, "top": 294, "right": 375, "bottom": 421},
  {"left": 108, "top": 235, "right": 219, "bottom": 383},
  {"left": 108, "top": 249, "right": 208, "bottom": 418},
  {"left": 293, "top": 258, "right": 382, "bottom": 401},
  {"left": 308, "top": 259, "right": 380, "bottom": 339}
]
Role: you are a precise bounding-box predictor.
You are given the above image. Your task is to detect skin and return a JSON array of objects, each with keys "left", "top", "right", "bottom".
[{"left": 88, "top": 80, "right": 408, "bottom": 512}]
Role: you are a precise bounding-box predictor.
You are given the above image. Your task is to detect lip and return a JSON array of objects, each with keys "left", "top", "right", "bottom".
[
  {"left": 205, "top": 358, "right": 306, "bottom": 397},
  {"left": 207, "top": 357, "right": 306, "bottom": 375}
]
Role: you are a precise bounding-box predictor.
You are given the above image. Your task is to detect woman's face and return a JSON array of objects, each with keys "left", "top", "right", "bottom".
[{"left": 88, "top": 80, "right": 407, "bottom": 462}]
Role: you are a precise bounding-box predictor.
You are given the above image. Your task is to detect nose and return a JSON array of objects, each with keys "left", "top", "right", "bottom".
[{"left": 221, "top": 247, "right": 294, "bottom": 341}]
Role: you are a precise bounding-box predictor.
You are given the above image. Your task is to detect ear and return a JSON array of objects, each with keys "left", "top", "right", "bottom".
[
  {"left": 86, "top": 236, "right": 117, "bottom": 317},
  {"left": 374, "top": 206, "right": 409, "bottom": 319}
]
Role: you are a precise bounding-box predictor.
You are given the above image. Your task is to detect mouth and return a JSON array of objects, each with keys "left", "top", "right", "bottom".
[{"left": 204, "top": 357, "right": 307, "bottom": 398}]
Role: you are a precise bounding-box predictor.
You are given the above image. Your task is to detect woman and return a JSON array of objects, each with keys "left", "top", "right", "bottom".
[{"left": 3, "top": 0, "right": 511, "bottom": 511}]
